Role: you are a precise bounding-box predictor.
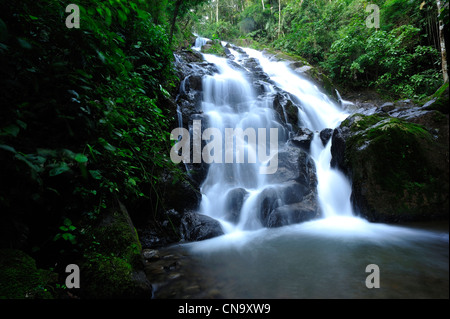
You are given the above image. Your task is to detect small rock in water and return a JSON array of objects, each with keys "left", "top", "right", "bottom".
[
  {"left": 380, "top": 102, "right": 395, "bottom": 112},
  {"left": 143, "top": 249, "right": 160, "bottom": 261},
  {"left": 290, "top": 128, "right": 314, "bottom": 150}
]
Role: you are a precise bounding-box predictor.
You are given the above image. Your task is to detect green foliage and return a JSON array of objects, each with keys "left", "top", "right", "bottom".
[
  {"left": 0, "top": 0, "right": 188, "bottom": 291},
  {"left": 201, "top": 39, "right": 228, "bottom": 56},
  {"left": 327, "top": 24, "right": 441, "bottom": 97},
  {"left": 196, "top": 20, "right": 240, "bottom": 41},
  {"left": 319, "top": 1, "right": 443, "bottom": 98},
  {"left": 190, "top": 0, "right": 445, "bottom": 98},
  {"left": 53, "top": 218, "right": 78, "bottom": 245}
]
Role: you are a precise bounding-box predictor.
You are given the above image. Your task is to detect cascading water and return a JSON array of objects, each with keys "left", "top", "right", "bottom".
[
  {"left": 196, "top": 51, "right": 288, "bottom": 232},
  {"left": 195, "top": 42, "right": 356, "bottom": 230},
  {"left": 242, "top": 48, "right": 354, "bottom": 219},
  {"left": 157, "top": 38, "right": 448, "bottom": 299}
]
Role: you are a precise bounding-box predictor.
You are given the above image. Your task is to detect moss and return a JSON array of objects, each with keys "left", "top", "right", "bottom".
[
  {"left": 342, "top": 113, "right": 386, "bottom": 132},
  {"left": 92, "top": 210, "right": 142, "bottom": 268},
  {"left": 201, "top": 39, "right": 226, "bottom": 57},
  {"left": 80, "top": 253, "right": 137, "bottom": 299},
  {"left": 343, "top": 114, "right": 445, "bottom": 221},
  {"left": 423, "top": 82, "right": 449, "bottom": 114},
  {"left": 432, "top": 82, "right": 449, "bottom": 99},
  {"left": 0, "top": 249, "right": 57, "bottom": 299},
  {"left": 78, "top": 204, "right": 149, "bottom": 298}
]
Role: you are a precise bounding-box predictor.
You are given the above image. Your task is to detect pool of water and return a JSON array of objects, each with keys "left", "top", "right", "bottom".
[{"left": 150, "top": 217, "right": 449, "bottom": 299}]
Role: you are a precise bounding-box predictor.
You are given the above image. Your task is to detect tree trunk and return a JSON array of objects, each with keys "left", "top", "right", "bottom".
[
  {"left": 216, "top": 0, "right": 219, "bottom": 23},
  {"left": 278, "top": 0, "right": 281, "bottom": 38},
  {"left": 169, "top": 0, "right": 183, "bottom": 46},
  {"left": 437, "top": 0, "right": 448, "bottom": 82},
  {"left": 261, "top": 0, "right": 265, "bottom": 10}
]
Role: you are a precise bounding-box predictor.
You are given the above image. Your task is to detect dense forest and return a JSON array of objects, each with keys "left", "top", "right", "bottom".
[
  {"left": 194, "top": 0, "right": 448, "bottom": 98},
  {"left": 0, "top": 0, "right": 448, "bottom": 299}
]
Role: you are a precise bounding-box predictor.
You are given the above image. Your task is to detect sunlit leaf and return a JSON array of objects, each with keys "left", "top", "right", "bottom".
[{"left": 74, "top": 153, "right": 88, "bottom": 163}]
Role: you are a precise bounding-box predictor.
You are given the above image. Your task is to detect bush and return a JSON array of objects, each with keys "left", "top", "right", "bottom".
[{"left": 0, "top": 0, "right": 185, "bottom": 290}]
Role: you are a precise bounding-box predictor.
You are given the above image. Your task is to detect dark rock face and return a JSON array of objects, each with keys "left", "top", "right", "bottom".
[
  {"left": 259, "top": 146, "right": 320, "bottom": 227},
  {"left": 160, "top": 171, "right": 202, "bottom": 213},
  {"left": 331, "top": 112, "right": 449, "bottom": 223},
  {"left": 180, "top": 211, "right": 224, "bottom": 241},
  {"left": 290, "top": 127, "right": 314, "bottom": 151},
  {"left": 266, "top": 193, "right": 319, "bottom": 227},
  {"left": 272, "top": 92, "right": 300, "bottom": 129},
  {"left": 224, "top": 187, "right": 248, "bottom": 223},
  {"left": 319, "top": 128, "right": 333, "bottom": 146}
]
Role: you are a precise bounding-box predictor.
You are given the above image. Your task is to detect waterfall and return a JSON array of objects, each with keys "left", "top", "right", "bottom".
[
  {"left": 242, "top": 48, "right": 354, "bottom": 219},
  {"left": 158, "top": 37, "right": 449, "bottom": 299},
  {"left": 159, "top": 37, "right": 449, "bottom": 300},
  {"left": 184, "top": 38, "right": 359, "bottom": 233},
  {"left": 192, "top": 34, "right": 209, "bottom": 51}
]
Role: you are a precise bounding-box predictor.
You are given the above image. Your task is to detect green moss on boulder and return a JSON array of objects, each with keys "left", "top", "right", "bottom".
[
  {"left": 332, "top": 113, "right": 449, "bottom": 222},
  {"left": 79, "top": 202, "right": 151, "bottom": 298},
  {"left": 0, "top": 249, "right": 57, "bottom": 299},
  {"left": 423, "top": 82, "right": 449, "bottom": 114},
  {"left": 201, "top": 39, "right": 226, "bottom": 57}
]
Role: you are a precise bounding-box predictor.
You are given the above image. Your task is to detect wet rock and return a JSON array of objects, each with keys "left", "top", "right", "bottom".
[
  {"left": 180, "top": 211, "right": 224, "bottom": 242},
  {"left": 143, "top": 249, "right": 160, "bottom": 261},
  {"left": 260, "top": 146, "right": 319, "bottom": 227},
  {"left": 319, "top": 128, "right": 333, "bottom": 146},
  {"left": 266, "top": 193, "right": 320, "bottom": 227},
  {"left": 258, "top": 187, "right": 283, "bottom": 226},
  {"left": 381, "top": 102, "right": 395, "bottom": 112},
  {"left": 290, "top": 127, "right": 314, "bottom": 150},
  {"left": 267, "top": 146, "right": 317, "bottom": 186},
  {"left": 224, "top": 187, "right": 248, "bottom": 223},
  {"left": 272, "top": 92, "right": 300, "bottom": 128},
  {"left": 330, "top": 125, "right": 351, "bottom": 175},
  {"left": 258, "top": 182, "right": 319, "bottom": 227},
  {"left": 331, "top": 113, "right": 449, "bottom": 222},
  {"left": 175, "top": 50, "right": 203, "bottom": 64}
]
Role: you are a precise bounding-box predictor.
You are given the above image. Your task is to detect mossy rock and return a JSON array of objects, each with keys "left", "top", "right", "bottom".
[
  {"left": 201, "top": 39, "right": 226, "bottom": 57},
  {"left": 0, "top": 249, "right": 57, "bottom": 299},
  {"left": 422, "top": 82, "right": 449, "bottom": 114},
  {"left": 79, "top": 202, "right": 152, "bottom": 298},
  {"left": 336, "top": 113, "right": 449, "bottom": 222}
]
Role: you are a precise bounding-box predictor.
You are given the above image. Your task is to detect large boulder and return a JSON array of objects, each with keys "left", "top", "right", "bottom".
[
  {"left": 80, "top": 201, "right": 153, "bottom": 298},
  {"left": 224, "top": 187, "right": 248, "bottom": 223},
  {"left": 259, "top": 146, "right": 320, "bottom": 227},
  {"left": 266, "top": 193, "right": 319, "bottom": 227},
  {"left": 331, "top": 112, "right": 449, "bottom": 222}
]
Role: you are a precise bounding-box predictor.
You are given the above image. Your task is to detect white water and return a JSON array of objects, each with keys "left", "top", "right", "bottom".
[
  {"left": 197, "top": 44, "right": 355, "bottom": 232},
  {"left": 243, "top": 48, "right": 353, "bottom": 219},
  {"left": 197, "top": 51, "right": 288, "bottom": 231},
  {"left": 159, "top": 39, "right": 449, "bottom": 299}
]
